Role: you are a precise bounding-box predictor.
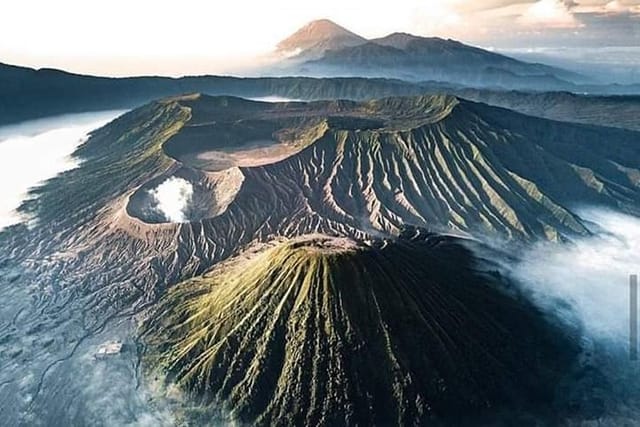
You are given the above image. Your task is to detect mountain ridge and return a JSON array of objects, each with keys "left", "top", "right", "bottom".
[
  {"left": 2, "top": 60, "right": 640, "bottom": 128},
  {"left": 5, "top": 93, "right": 639, "bottom": 272},
  {"left": 273, "top": 19, "right": 590, "bottom": 89}
]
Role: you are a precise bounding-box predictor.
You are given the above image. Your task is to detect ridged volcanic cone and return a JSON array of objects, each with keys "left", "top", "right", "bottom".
[{"left": 143, "top": 232, "right": 577, "bottom": 425}]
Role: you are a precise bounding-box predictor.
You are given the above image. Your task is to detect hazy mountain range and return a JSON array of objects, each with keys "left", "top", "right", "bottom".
[
  {"left": 2, "top": 60, "right": 640, "bottom": 130},
  {"left": 269, "top": 19, "right": 592, "bottom": 89},
  {"left": 2, "top": 19, "right": 639, "bottom": 129}
]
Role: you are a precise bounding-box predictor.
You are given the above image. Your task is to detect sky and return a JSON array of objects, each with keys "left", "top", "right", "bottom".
[{"left": 0, "top": 0, "right": 638, "bottom": 76}]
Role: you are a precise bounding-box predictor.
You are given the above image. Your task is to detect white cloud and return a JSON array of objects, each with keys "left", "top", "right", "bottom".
[
  {"left": 148, "top": 177, "right": 194, "bottom": 223},
  {"left": 601, "top": 0, "right": 640, "bottom": 13},
  {"left": 510, "top": 208, "right": 640, "bottom": 344},
  {"left": 518, "top": 0, "right": 582, "bottom": 28},
  {"left": 574, "top": 0, "right": 640, "bottom": 14},
  {"left": 604, "top": 0, "right": 627, "bottom": 11},
  {"left": 0, "top": 111, "right": 123, "bottom": 230}
]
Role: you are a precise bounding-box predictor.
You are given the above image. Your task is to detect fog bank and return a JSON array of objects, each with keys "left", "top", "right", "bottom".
[
  {"left": 512, "top": 207, "right": 640, "bottom": 344},
  {"left": 0, "top": 111, "right": 124, "bottom": 230}
]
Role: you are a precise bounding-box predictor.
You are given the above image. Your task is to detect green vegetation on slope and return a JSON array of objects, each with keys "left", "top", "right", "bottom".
[{"left": 142, "top": 232, "right": 578, "bottom": 426}]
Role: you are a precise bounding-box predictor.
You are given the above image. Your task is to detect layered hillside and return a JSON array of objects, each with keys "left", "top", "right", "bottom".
[
  {"left": 142, "top": 232, "right": 579, "bottom": 425},
  {"left": 0, "top": 62, "right": 430, "bottom": 126},
  {"left": 2, "top": 60, "right": 640, "bottom": 128},
  {"left": 454, "top": 89, "right": 640, "bottom": 132},
  {"left": 3, "top": 93, "right": 639, "bottom": 325}
]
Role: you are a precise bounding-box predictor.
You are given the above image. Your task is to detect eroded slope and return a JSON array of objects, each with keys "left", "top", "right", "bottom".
[
  {"left": 3, "top": 93, "right": 639, "bottom": 321},
  {"left": 142, "top": 232, "right": 579, "bottom": 425},
  {"left": 129, "top": 94, "right": 640, "bottom": 239},
  {"left": 0, "top": 94, "right": 637, "bottom": 424}
]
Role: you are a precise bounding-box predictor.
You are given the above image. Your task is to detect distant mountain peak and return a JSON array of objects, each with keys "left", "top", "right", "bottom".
[
  {"left": 276, "top": 19, "right": 366, "bottom": 58},
  {"left": 297, "top": 18, "right": 349, "bottom": 33}
]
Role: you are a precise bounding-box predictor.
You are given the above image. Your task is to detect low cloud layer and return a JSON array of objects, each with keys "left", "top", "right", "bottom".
[
  {"left": 0, "top": 111, "right": 122, "bottom": 230},
  {"left": 473, "top": 207, "right": 640, "bottom": 420},
  {"left": 511, "top": 207, "right": 640, "bottom": 344},
  {"left": 148, "top": 177, "right": 194, "bottom": 223},
  {"left": 248, "top": 96, "right": 302, "bottom": 103}
]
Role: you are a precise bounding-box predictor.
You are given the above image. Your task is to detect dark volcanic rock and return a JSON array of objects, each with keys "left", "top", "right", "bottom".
[{"left": 142, "top": 232, "right": 580, "bottom": 426}]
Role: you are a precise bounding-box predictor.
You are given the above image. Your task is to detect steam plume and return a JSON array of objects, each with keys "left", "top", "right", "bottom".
[{"left": 148, "top": 177, "right": 194, "bottom": 223}]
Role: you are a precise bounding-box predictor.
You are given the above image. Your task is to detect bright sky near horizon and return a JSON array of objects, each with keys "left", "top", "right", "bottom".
[{"left": 1, "top": 0, "right": 638, "bottom": 76}]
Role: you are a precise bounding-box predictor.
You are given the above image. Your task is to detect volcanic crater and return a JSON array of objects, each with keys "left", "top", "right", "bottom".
[
  {"left": 126, "top": 167, "right": 244, "bottom": 224},
  {"left": 122, "top": 93, "right": 640, "bottom": 237},
  {"left": 124, "top": 93, "right": 460, "bottom": 226}
]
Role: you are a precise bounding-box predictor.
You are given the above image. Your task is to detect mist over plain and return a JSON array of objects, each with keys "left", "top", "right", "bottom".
[
  {"left": 468, "top": 207, "right": 640, "bottom": 422},
  {"left": 0, "top": 111, "right": 123, "bottom": 230}
]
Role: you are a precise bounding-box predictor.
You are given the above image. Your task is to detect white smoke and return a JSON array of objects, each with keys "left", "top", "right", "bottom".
[
  {"left": 148, "top": 177, "right": 194, "bottom": 223},
  {"left": 510, "top": 207, "right": 640, "bottom": 344},
  {"left": 0, "top": 111, "right": 124, "bottom": 230}
]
